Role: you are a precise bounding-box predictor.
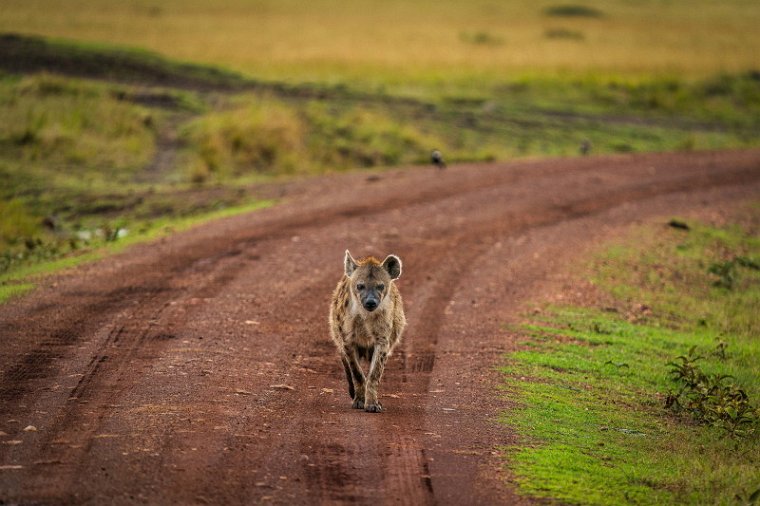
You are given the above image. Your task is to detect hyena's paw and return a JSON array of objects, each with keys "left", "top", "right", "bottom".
[
  {"left": 364, "top": 401, "right": 383, "bottom": 413},
  {"left": 351, "top": 397, "right": 365, "bottom": 409}
]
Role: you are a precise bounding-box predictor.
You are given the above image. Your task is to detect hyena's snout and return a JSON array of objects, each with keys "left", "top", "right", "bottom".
[{"left": 362, "top": 295, "right": 379, "bottom": 312}]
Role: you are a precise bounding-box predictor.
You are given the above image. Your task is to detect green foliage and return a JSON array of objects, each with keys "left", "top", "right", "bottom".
[
  {"left": 0, "top": 70, "right": 275, "bottom": 280},
  {"left": 0, "top": 74, "right": 156, "bottom": 193},
  {"left": 0, "top": 282, "right": 34, "bottom": 303},
  {"left": 182, "top": 99, "right": 304, "bottom": 181},
  {"left": 666, "top": 346, "right": 759, "bottom": 437},
  {"left": 595, "top": 216, "right": 760, "bottom": 338},
  {"left": 503, "top": 211, "right": 760, "bottom": 504},
  {"left": 181, "top": 98, "right": 442, "bottom": 179},
  {"left": 304, "top": 104, "right": 439, "bottom": 169}
]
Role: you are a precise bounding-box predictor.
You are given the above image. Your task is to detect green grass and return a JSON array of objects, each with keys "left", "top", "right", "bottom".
[
  {"left": 501, "top": 208, "right": 760, "bottom": 504},
  {"left": 0, "top": 71, "right": 272, "bottom": 277},
  {"left": 178, "top": 71, "right": 760, "bottom": 174},
  {"left": 0, "top": 73, "right": 157, "bottom": 187},
  {"left": 596, "top": 215, "right": 760, "bottom": 338},
  {"left": 0, "top": 282, "right": 34, "bottom": 304},
  {"left": 0, "top": 198, "right": 274, "bottom": 302}
]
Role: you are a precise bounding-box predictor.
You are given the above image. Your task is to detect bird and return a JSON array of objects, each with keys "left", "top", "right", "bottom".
[
  {"left": 431, "top": 149, "right": 446, "bottom": 169},
  {"left": 579, "top": 139, "right": 592, "bottom": 156}
]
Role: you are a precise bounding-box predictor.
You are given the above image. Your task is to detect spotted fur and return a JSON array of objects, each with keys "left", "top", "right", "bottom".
[{"left": 329, "top": 250, "right": 406, "bottom": 413}]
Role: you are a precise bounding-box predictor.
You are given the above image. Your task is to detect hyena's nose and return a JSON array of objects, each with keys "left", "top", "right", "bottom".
[{"left": 364, "top": 299, "right": 378, "bottom": 311}]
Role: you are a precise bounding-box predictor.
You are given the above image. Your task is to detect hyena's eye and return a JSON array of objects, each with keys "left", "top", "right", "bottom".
[
  {"left": 377, "top": 284, "right": 385, "bottom": 292},
  {"left": 356, "top": 283, "right": 365, "bottom": 291}
]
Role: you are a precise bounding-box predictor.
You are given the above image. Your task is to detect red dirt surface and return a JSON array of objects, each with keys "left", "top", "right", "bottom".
[{"left": 1, "top": 150, "right": 759, "bottom": 505}]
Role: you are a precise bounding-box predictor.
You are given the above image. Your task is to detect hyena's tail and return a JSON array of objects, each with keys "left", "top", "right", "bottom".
[{"left": 341, "top": 356, "right": 355, "bottom": 399}]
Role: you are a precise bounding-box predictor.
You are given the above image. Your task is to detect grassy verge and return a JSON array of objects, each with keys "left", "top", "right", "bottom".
[
  {"left": 501, "top": 207, "right": 760, "bottom": 504},
  {"left": 0, "top": 199, "right": 274, "bottom": 304}
]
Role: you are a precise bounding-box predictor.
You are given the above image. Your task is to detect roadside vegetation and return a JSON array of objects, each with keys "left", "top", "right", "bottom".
[
  {"left": 501, "top": 207, "right": 760, "bottom": 504},
  {"left": 1, "top": 0, "right": 760, "bottom": 296}
]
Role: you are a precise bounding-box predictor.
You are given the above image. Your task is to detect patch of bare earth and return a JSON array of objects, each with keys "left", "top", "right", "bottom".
[{"left": 1, "top": 150, "right": 759, "bottom": 504}]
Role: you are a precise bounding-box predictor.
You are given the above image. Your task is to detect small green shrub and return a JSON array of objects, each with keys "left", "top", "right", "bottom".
[{"left": 666, "top": 346, "right": 759, "bottom": 437}]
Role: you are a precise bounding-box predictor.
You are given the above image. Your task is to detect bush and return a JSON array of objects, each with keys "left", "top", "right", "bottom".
[
  {"left": 182, "top": 100, "right": 304, "bottom": 179},
  {"left": 305, "top": 104, "right": 439, "bottom": 169},
  {"left": 665, "top": 346, "right": 759, "bottom": 437}
]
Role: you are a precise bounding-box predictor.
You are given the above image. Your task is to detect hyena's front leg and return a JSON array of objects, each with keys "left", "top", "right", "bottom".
[
  {"left": 343, "top": 346, "right": 366, "bottom": 409},
  {"left": 364, "top": 344, "right": 389, "bottom": 413}
]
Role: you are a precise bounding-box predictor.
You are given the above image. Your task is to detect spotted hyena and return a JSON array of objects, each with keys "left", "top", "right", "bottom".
[{"left": 329, "top": 250, "right": 406, "bottom": 413}]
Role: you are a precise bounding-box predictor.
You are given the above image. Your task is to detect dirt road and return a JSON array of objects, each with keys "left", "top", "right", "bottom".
[{"left": 1, "top": 150, "right": 759, "bottom": 505}]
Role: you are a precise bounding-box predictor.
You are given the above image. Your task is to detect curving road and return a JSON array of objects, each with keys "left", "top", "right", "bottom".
[{"left": 1, "top": 150, "right": 759, "bottom": 504}]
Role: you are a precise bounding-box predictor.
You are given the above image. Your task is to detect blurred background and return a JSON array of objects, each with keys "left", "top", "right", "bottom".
[{"left": 1, "top": 0, "right": 759, "bottom": 281}]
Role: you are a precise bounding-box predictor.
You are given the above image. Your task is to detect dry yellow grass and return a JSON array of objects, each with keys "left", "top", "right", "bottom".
[{"left": 2, "top": 0, "right": 759, "bottom": 85}]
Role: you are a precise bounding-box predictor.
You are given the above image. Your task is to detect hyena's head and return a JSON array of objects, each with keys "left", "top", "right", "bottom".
[{"left": 344, "top": 250, "right": 402, "bottom": 312}]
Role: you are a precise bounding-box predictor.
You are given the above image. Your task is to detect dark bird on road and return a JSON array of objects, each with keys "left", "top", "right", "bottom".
[
  {"left": 579, "top": 139, "right": 592, "bottom": 156},
  {"left": 431, "top": 149, "right": 446, "bottom": 169}
]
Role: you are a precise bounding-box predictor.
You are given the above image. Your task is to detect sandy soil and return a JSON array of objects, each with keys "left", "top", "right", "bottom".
[{"left": 1, "top": 150, "right": 759, "bottom": 505}]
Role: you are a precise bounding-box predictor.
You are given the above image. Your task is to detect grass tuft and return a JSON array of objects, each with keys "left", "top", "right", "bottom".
[
  {"left": 0, "top": 282, "right": 34, "bottom": 304},
  {"left": 182, "top": 99, "right": 304, "bottom": 181}
]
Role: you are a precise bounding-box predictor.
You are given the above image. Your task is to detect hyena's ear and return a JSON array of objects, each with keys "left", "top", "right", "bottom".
[
  {"left": 382, "top": 254, "right": 402, "bottom": 280},
  {"left": 344, "top": 250, "right": 358, "bottom": 276}
]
